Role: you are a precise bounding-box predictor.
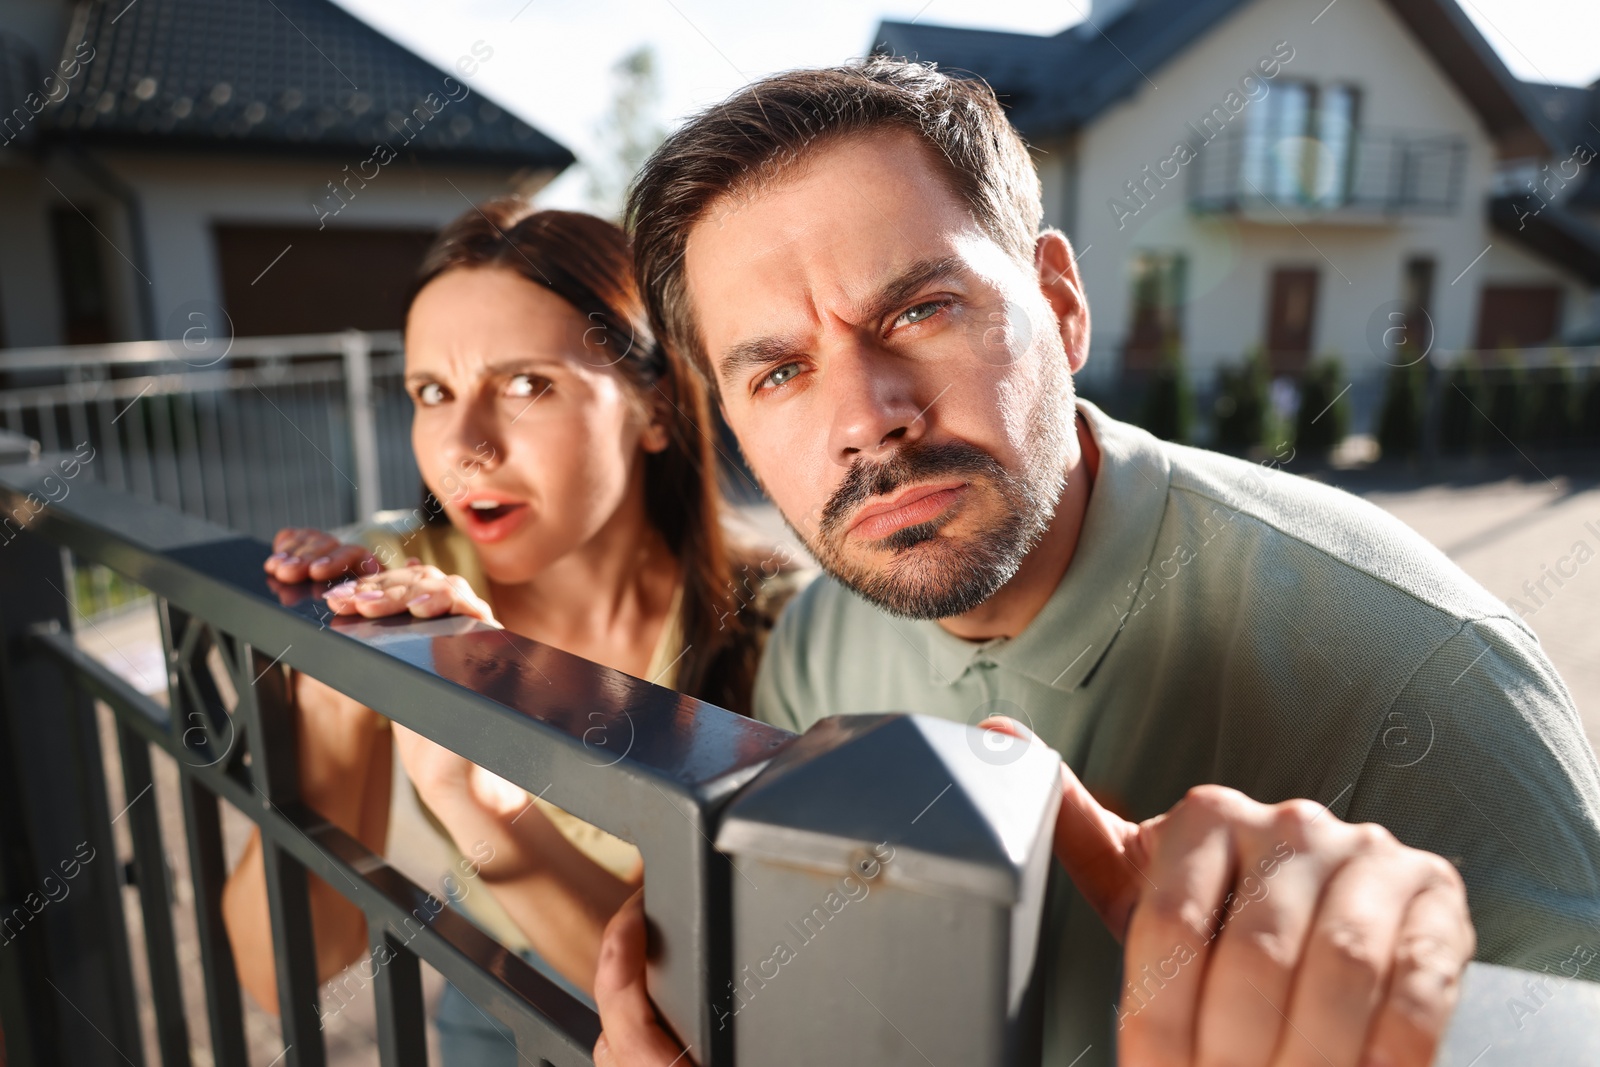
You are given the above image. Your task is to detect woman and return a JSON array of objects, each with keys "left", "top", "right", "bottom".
[{"left": 221, "top": 201, "right": 802, "bottom": 1063}]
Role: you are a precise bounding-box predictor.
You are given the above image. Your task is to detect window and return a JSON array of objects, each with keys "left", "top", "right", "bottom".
[
  {"left": 1242, "top": 81, "right": 1361, "bottom": 207},
  {"left": 1124, "top": 251, "right": 1187, "bottom": 374},
  {"left": 51, "top": 206, "right": 113, "bottom": 345}
]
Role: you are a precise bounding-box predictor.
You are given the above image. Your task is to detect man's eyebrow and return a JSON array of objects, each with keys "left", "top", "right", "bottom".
[{"left": 715, "top": 254, "right": 969, "bottom": 387}]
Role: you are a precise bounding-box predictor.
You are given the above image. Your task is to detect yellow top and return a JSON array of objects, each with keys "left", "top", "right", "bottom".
[{"left": 351, "top": 510, "right": 671, "bottom": 950}]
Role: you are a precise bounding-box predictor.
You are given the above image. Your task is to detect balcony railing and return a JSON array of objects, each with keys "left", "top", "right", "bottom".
[
  {"left": 1, "top": 441, "right": 1595, "bottom": 1065},
  {"left": 1188, "top": 126, "right": 1467, "bottom": 218}
]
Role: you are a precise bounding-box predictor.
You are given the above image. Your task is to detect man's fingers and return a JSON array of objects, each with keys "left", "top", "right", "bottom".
[
  {"left": 975, "top": 716, "right": 1141, "bottom": 934},
  {"left": 1191, "top": 805, "right": 1325, "bottom": 1067},
  {"left": 593, "top": 891, "right": 693, "bottom": 1067},
  {"left": 1268, "top": 837, "right": 1417, "bottom": 1067},
  {"left": 1359, "top": 861, "right": 1474, "bottom": 1067},
  {"left": 1116, "top": 788, "right": 1240, "bottom": 1065}
]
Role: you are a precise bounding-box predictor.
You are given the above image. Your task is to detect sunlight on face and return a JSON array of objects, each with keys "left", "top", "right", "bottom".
[
  {"left": 404, "top": 267, "right": 661, "bottom": 585},
  {"left": 686, "top": 133, "right": 1078, "bottom": 619}
]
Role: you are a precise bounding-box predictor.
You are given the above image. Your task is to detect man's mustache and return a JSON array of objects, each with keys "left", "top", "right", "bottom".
[{"left": 819, "top": 440, "right": 1007, "bottom": 537}]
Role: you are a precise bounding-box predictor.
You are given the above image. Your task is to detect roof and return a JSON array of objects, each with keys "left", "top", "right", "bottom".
[
  {"left": 1490, "top": 195, "right": 1600, "bottom": 288},
  {"left": 873, "top": 0, "right": 1558, "bottom": 158},
  {"left": 28, "top": 0, "right": 573, "bottom": 170},
  {"left": 1523, "top": 79, "right": 1600, "bottom": 211}
]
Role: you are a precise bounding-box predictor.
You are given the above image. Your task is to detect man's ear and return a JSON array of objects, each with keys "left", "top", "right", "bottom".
[{"left": 1035, "top": 230, "right": 1090, "bottom": 374}]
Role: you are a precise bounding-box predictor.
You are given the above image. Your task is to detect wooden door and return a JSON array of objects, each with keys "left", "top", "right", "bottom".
[{"left": 1263, "top": 267, "right": 1319, "bottom": 375}]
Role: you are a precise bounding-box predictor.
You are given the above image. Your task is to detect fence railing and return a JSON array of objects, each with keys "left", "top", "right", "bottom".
[
  {"left": 0, "top": 331, "right": 417, "bottom": 542},
  {"left": 0, "top": 451, "right": 1066, "bottom": 1066},
  {"left": 1188, "top": 126, "right": 1467, "bottom": 217}
]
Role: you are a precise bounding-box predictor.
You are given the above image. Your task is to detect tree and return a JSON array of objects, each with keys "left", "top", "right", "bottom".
[{"left": 586, "top": 45, "right": 667, "bottom": 219}]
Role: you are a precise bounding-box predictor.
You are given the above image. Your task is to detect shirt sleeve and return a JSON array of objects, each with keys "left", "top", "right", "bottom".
[{"left": 1343, "top": 615, "right": 1600, "bottom": 981}]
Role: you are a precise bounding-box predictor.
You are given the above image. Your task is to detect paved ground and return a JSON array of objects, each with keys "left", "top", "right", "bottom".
[{"left": 69, "top": 459, "right": 1599, "bottom": 1064}]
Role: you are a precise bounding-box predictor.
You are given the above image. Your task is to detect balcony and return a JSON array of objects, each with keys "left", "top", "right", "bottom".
[{"left": 1188, "top": 126, "right": 1467, "bottom": 222}]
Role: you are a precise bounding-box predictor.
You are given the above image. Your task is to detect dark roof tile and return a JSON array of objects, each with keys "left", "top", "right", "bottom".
[{"left": 35, "top": 0, "right": 572, "bottom": 169}]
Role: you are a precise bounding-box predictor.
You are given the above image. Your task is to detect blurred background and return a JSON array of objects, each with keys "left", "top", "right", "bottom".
[{"left": 1, "top": 0, "right": 1597, "bottom": 1061}]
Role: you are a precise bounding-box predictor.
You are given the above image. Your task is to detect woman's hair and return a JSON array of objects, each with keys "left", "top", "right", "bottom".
[{"left": 405, "top": 199, "right": 770, "bottom": 714}]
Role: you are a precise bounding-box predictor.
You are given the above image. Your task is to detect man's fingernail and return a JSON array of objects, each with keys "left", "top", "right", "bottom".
[
  {"left": 311, "top": 556, "right": 332, "bottom": 567},
  {"left": 407, "top": 594, "right": 431, "bottom": 607},
  {"left": 356, "top": 589, "right": 387, "bottom": 601},
  {"left": 267, "top": 552, "right": 287, "bottom": 563}
]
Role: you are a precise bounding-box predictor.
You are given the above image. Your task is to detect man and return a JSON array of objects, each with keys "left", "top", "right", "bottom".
[{"left": 597, "top": 58, "right": 1600, "bottom": 1065}]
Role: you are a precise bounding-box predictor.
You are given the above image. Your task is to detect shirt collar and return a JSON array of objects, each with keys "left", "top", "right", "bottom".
[{"left": 913, "top": 400, "right": 1174, "bottom": 690}]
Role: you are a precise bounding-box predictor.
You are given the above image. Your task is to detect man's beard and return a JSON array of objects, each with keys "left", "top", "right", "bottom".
[{"left": 791, "top": 348, "right": 1076, "bottom": 620}]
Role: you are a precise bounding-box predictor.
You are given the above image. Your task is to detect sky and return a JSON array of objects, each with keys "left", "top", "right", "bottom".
[{"left": 332, "top": 0, "right": 1600, "bottom": 211}]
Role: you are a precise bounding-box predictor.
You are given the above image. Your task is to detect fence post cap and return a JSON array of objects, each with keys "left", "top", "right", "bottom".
[{"left": 715, "top": 713, "right": 1061, "bottom": 903}]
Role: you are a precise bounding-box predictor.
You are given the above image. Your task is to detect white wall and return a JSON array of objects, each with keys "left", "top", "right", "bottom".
[{"left": 1048, "top": 0, "right": 1587, "bottom": 386}]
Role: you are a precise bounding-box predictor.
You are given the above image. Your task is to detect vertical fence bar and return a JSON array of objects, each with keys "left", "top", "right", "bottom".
[
  {"left": 342, "top": 331, "right": 382, "bottom": 524},
  {"left": 179, "top": 774, "right": 251, "bottom": 1067},
  {"left": 0, "top": 514, "right": 145, "bottom": 1065},
  {"left": 234, "top": 639, "right": 327, "bottom": 1067},
  {"left": 368, "top": 924, "right": 428, "bottom": 1067},
  {"left": 114, "top": 724, "right": 194, "bottom": 1067}
]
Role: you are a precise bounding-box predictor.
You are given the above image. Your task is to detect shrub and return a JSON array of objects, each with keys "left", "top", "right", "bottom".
[
  {"left": 1526, "top": 356, "right": 1576, "bottom": 447},
  {"left": 1579, "top": 366, "right": 1600, "bottom": 446},
  {"left": 1439, "top": 361, "right": 1482, "bottom": 455},
  {"left": 1138, "top": 342, "right": 1192, "bottom": 443},
  {"left": 1483, "top": 358, "right": 1526, "bottom": 452},
  {"left": 1213, "top": 349, "right": 1268, "bottom": 453},
  {"left": 1294, "top": 357, "right": 1347, "bottom": 460},
  {"left": 1376, "top": 354, "right": 1426, "bottom": 462}
]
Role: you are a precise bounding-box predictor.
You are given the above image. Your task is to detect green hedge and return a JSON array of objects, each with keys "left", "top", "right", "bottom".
[
  {"left": 1212, "top": 349, "right": 1268, "bottom": 453},
  {"left": 1294, "top": 358, "right": 1348, "bottom": 460}
]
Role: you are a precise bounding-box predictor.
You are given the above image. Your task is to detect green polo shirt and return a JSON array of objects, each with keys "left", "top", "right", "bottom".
[{"left": 752, "top": 400, "right": 1600, "bottom": 1066}]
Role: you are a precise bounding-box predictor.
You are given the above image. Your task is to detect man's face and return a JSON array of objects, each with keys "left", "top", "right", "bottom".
[{"left": 685, "top": 131, "right": 1089, "bottom": 619}]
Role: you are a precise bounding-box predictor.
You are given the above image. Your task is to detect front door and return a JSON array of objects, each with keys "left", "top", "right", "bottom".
[{"left": 1264, "top": 267, "right": 1319, "bottom": 376}]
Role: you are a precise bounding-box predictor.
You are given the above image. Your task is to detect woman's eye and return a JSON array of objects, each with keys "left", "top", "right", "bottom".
[
  {"left": 417, "top": 382, "right": 447, "bottom": 406},
  {"left": 895, "top": 300, "right": 945, "bottom": 328},
  {"left": 506, "top": 374, "right": 551, "bottom": 399},
  {"left": 760, "top": 362, "right": 803, "bottom": 392}
]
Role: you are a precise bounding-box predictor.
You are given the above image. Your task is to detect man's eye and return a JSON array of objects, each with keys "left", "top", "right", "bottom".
[
  {"left": 895, "top": 300, "right": 946, "bottom": 328},
  {"left": 506, "top": 374, "right": 551, "bottom": 399},
  {"left": 417, "top": 383, "right": 447, "bottom": 406},
  {"left": 759, "top": 362, "right": 803, "bottom": 391}
]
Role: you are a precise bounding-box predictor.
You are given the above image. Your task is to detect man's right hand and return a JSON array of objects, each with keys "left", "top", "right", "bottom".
[{"left": 265, "top": 527, "right": 380, "bottom": 583}]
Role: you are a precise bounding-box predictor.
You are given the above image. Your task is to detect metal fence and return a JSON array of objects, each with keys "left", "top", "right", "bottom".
[
  {"left": 1187, "top": 126, "right": 1467, "bottom": 215},
  {"left": 0, "top": 331, "right": 419, "bottom": 542},
  {"left": 0, "top": 452, "right": 1065, "bottom": 1066}
]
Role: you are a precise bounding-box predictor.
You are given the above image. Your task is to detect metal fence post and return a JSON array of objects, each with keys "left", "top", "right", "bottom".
[
  {"left": 0, "top": 450, "right": 146, "bottom": 1066},
  {"left": 715, "top": 714, "right": 1062, "bottom": 1066},
  {"left": 341, "top": 330, "right": 383, "bottom": 522}
]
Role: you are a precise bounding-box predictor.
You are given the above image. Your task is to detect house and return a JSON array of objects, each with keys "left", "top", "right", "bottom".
[
  {"left": 874, "top": 0, "right": 1600, "bottom": 409},
  {"left": 0, "top": 0, "right": 573, "bottom": 348}
]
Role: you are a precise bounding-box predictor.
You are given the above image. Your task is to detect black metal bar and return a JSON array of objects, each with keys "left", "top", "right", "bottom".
[
  {"left": 161, "top": 595, "right": 249, "bottom": 1067},
  {"left": 114, "top": 723, "right": 193, "bottom": 1067},
  {"left": 0, "top": 466, "right": 790, "bottom": 1060},
  {"left": 368, "top": 923, "right": 428, "bottom": 1067},
  {"left": 178, "top": 774, "right": 250, "bottom": 1067},
  {"left": 31, "top": 623, "right": 599, "bottom": 1063},
  {"left": 0, "top": 519, "right": 146, "bottom": 1065},
  {"left": 234, "top": 640, "right": 327, "bottom": 1067}
]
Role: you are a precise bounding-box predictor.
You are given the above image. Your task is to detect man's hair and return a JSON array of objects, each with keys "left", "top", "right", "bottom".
[{"left": 626, "top": 56, "right": 1043, "bottom": 386}]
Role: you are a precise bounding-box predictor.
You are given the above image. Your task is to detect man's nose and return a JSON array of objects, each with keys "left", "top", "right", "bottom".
[{"left": 822, "top": 342, "right": 933, "bottom": 465}]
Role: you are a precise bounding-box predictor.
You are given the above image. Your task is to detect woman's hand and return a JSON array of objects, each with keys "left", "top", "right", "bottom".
[
  {"left": 325, "top": 565, "right": 501, "bottom": 626},
  {"left": 266, "top": 527, "right": 380, "bottom": 583}
]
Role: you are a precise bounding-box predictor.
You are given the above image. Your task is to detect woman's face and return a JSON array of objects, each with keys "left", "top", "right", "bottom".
[{"left": 404, "top": 266, "right": 665, "bottom": 585}]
